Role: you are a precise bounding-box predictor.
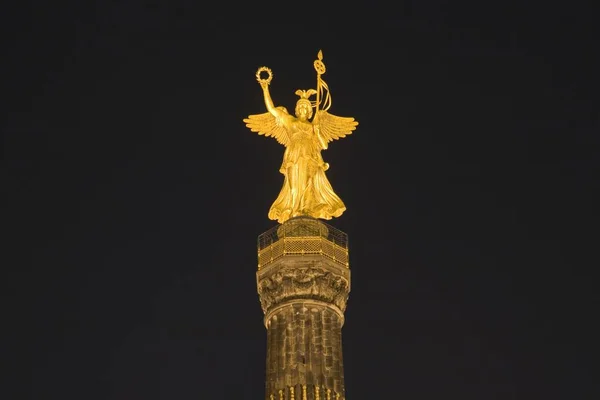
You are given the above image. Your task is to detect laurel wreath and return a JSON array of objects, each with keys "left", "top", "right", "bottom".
[{"left": 256, "top": 66, "right": 273, "bottom": 85}]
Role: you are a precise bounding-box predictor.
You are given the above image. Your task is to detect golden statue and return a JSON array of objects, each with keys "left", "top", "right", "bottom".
[{"left": 244, "top": 50, "right": 358, "bottom": 223}]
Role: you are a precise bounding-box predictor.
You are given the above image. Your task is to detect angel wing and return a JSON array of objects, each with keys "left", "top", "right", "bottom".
[
  {"left": 243, "top": 107, "right": 290, "bottom": 147},
  {"left": 313, "top": 110, "right": 358, "bottom": 150}
]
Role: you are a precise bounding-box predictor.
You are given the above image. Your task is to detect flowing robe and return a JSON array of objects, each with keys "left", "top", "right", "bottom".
[{"left": 268, "top": 119, "right": 345, "bottom": 223}]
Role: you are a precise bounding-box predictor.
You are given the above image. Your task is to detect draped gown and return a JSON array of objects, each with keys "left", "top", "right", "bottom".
[{"left": 268, "top": 119, "right": 345, "bottom": 223}]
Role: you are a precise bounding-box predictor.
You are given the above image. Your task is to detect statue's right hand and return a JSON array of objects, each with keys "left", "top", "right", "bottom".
[{"left": 256, "top": 67, "right": 272, "bottom": 89}]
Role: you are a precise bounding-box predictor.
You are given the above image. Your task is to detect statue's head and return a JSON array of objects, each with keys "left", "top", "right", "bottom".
[
  {"left": 295, "top": 98, "right": 313, "bottom": 120},
  {"left": 294, "top": 89, "right": 317, "bottom": 121}
]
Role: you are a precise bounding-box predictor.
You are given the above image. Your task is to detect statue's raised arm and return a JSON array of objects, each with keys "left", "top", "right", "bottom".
[
  {"left": 258, "top": 69, "right": 285, "bottom": 118},
  {"left": 243, "top": 67, "right": 292, "bottom": 147}
]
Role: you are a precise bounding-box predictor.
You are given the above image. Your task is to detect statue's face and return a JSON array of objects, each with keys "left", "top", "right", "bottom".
[{"left": 295, "top": 102, "right": 312, "bottom": 120}]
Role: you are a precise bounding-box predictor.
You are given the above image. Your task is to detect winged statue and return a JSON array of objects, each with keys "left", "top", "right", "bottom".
[{"left": 243, "top": 51, "right": 358, "bottom": 223}]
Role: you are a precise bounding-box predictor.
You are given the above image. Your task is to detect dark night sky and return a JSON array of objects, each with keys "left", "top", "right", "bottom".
[{"left": 4, "top": 1, "right": 599, "bottom": 399}]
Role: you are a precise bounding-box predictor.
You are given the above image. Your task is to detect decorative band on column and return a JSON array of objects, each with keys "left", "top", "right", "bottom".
[
  {"left": 268, "top": 385, "right": 343, "bottom": 400},
  {"left": 264, "top": 299, "right": 345, "bottom": 328},
  {"left": 257, "top": 264, "right": 350, "bottom": 316}
]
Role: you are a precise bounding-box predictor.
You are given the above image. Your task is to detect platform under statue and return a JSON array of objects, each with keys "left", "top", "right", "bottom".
[{"left": 244, "top": 50, "right": 359, "bottom": 223}]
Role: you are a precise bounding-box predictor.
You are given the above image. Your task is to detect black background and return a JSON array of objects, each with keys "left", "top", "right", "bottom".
[{"left": 4, "top": 1, "right": 598, "bottom": 399}]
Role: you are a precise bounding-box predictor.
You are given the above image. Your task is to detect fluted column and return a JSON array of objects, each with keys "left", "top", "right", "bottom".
[{"left": 257, "top": 217, "right": 350, "bottom": 400}]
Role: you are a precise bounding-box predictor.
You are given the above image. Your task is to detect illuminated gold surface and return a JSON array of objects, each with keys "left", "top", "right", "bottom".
[
  {"left": 257, "top": 217, "right": 349, "bottom": 270},
  {"left": 244, "top": 50, "right": 358, "bottom": 223}
]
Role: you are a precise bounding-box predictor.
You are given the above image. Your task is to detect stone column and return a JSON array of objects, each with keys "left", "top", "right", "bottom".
[{"left": 257, "top": 217, "right": 350, "bottom": 400}]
